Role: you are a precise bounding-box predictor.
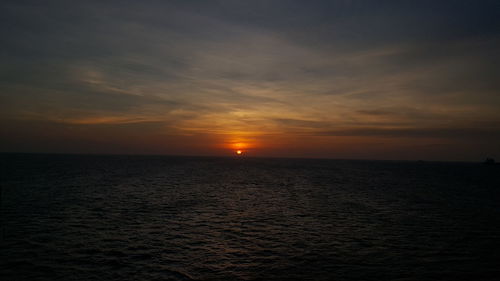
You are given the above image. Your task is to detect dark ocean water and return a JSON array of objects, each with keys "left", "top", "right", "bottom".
[{"left": 1, "top": 154, "right": 500, "bottom": 281}]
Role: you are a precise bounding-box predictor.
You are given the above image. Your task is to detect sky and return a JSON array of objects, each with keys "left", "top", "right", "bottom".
[{"left": 1, "top": 0, "right": 499, "bottom": 161}]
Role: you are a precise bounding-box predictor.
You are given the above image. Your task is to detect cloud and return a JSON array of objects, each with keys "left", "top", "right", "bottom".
[{"left": 315, "top": 127, "right": 500, "bottom": 139}]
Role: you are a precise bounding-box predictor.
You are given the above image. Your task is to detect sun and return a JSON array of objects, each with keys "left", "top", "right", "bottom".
[{"left": 236, "top": 150, "right": 243, "bottom": 155}]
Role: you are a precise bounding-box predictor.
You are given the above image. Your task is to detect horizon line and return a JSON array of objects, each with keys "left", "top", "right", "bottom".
[{"left": 0, "top": 151, "right": 488, "bottom": 164}]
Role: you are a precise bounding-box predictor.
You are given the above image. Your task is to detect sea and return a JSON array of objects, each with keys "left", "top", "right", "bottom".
[{"left": 1, "top": 154, "right": 500, "bottom": 281}]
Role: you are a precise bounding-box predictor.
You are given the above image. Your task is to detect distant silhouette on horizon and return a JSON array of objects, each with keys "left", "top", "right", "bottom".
[{"left": 484, "top": 158, "right": 496, "bottom": 165}]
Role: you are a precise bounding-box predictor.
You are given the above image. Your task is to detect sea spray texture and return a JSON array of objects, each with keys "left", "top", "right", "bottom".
[{"left": 1, "top": 154, "right": 500, "bottom": 280}]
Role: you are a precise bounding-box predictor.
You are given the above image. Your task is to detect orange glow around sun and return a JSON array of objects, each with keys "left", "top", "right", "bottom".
[
  {"left": 225, "top": 138, "right": 258, "bottom": 156},
  {"left": 228, "top": 141, "right": 250, "bottom": 155}
]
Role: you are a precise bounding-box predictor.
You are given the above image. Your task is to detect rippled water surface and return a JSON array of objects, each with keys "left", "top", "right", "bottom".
[{"left": 2, "top": 154, "right": 500, "bottom": 280}]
